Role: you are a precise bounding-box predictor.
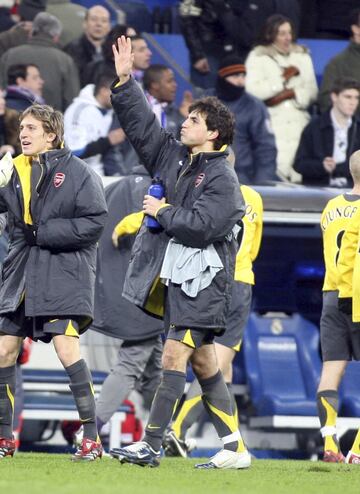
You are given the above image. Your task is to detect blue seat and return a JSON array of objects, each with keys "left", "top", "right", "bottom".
[
  {"left": 339, "top": 361, "right": 360, "bottom": 417},
  {"left": 243, "top": 313, "right": 321, "bottom": 416}
]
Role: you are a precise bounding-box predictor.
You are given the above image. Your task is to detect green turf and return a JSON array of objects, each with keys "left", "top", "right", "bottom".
[{"left": 0, "top": 455, "right": 358, "bottom": 494}]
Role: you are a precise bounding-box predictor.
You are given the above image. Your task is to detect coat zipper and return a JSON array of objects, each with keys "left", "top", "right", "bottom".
[{"left": 175, "top": 155, "right": 193, "bottom": 192}]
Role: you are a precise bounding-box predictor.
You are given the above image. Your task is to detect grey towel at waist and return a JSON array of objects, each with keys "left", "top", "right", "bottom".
[{"left": 160, "top": 239, "right": 223, "bottom": 298}]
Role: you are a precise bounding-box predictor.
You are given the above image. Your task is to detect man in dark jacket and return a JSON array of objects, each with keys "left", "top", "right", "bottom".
[
  {"left": 318, "top": 8, "right": 360, "bottom": 114},
  {"left": 143, "top": 64, "right": 189, "bottom": 140},
  {"left": 64, "top": 5, "right": 111, "bottom": 87},
  {"left": 215, "top": 56, "right": 277, "bottom": 184},
  {"left": 87, "top": 166, "right": 163, "bottom": 436},
  {"left": 109, "top": 36, "right": 249, "bottom": 470},
  {"left": 5, "top": 63, "right": 45, "bottom": 112},
  {"left": 0, "top": 12, "right": 80, "bottom": 111},
  {"left": 0, "top": 104, "right": 107, "bottom": 461},
  {"left": 294, "top": 77, "right": 360, "bottom": 187}
]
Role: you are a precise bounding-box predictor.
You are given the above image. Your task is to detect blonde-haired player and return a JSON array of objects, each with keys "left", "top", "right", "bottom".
[{"left": 317, "top": 149, "right": 360, "bottom": 463}]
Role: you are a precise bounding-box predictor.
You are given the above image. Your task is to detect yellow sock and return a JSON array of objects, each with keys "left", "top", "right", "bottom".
[
  {"left": 319, "top": 396, "right": 339, "bottom": 453},
  {"left": 351, "top": 429, "right": 360, "bottom": 454},
  {"left": 324, "top": 434, "right": 339, "bottom": 453}
]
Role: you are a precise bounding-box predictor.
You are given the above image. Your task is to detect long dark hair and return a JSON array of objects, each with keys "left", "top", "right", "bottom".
[{"left": 256, "top": 14, "right": 296, "bottom": 46}]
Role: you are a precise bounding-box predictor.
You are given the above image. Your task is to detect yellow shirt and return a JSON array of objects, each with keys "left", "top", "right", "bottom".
[
  {"left": 321, "top": 194, "right": 360, "bottom": 291},
  {"left": 337, "top": 207, "right": 360, "bottom": 322},
  {"left": 114, "top": 211, "right": 144, "bottom": 238},
  {"left": 234, "top": 185, "right": 263, "bottom": 285},
  {"left": 13, "top": 154, "right": 33, "bottom": 224}
]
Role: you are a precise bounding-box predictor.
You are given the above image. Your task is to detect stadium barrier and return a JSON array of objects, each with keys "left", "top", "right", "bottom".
[{"left": 22, "top": 368, "right": 130, "bottom": 449}]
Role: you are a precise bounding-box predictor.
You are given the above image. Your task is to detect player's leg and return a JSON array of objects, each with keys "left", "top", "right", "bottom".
[
  {"left": 191, "top": 341, "right": 251, "bottom": 469},
  {"left": 96, "top": 336, "right": 162, "bottom": 432},
  {"left": 165, "top": 343, "right": 236, "bottom": 457},
  {"left": 317, "top": 360, "right": 347, "bottom": 461},
  {"left": 167, "top": 281, "right": 250, "bottom": 457},
  {"left": 0, "top": 334, "right": 22, "bottom": 458},
  {"left": 110, "top": 330, "right": 195, "bottom": 467},
  {"left": 317, "top": 291, "right": 350, "bottom": 462},
  {"left": 345, "top": 323, "right": 360, "bottom": 464},
  {"left": 135, "top": 335, "right": 163, "bottom": 411},
  {"left": 53, "top": 327, "right": 101, "bottom": 461}
]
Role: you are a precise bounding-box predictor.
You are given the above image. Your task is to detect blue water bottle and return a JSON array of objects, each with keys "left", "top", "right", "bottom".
[{"left": 146, "top": 176, "right": 165, "bottom": 232}]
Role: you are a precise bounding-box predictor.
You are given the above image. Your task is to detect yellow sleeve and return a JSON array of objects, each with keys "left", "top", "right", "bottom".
[
  {"left": 337, "top": 211, "right": 360, "bottom": 298},
  {"left": 250, "top": 195, "right": 263, "bottom": 262},
  {"left": 114, "top": 211, "right": 144, "bottom": 238}
]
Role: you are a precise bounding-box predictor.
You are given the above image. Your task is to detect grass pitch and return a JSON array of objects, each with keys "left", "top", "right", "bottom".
[{"left": 0, "top": 454, "right": 358, "bottom": 494}]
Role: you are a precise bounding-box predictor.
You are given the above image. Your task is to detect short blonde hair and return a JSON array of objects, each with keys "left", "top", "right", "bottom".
[
  {"left": 349, "top": 150, "right": 360, "bottom": 183},
  {"left": 20, "top": 104, "right": 64, "bottom": 149}
]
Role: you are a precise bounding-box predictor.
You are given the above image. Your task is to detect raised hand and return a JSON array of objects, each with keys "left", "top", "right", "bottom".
[{"left": 112, "top": 35, "right": 134, "bottom": 84}]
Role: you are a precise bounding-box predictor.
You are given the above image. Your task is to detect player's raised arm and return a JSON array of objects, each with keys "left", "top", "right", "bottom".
[{"left": 112, "top": 35, "right": 134, "bottom": 85}]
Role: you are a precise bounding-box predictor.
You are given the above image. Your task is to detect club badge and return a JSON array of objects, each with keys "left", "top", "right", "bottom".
[
  {"left": 195, "top": 173, "right": 205, "bottom": 188},
  {"left": 54, "top": 172, "right": 65, "bottom": 188}
]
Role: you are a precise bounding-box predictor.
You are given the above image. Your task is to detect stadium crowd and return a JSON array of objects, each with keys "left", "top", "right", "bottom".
[{"left": 0, "top": 0, "right": 359, "bottom": 468}]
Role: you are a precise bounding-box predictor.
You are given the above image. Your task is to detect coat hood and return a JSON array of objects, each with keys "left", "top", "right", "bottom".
[{"left": 72, "top": 84, "right": 103, "bottom": 109}]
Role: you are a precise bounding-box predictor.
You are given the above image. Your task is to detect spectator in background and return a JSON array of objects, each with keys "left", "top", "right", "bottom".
[
  {"left": 143, "top": 64, "right": 190, "bottom": 139},
  {"left": 130, "top": 35, "right": 153, "bottom": 85},
  {"left": 0, "top": 89, "right": 20, "bottom": 157},
  {"left": 93, "top": 33, "right": 151, "bottom": 176},
  {"left": 65, "top": 5, "right": 111, "bottom": 87},
  {"left": 46, "top": 0, "right": 87, "bottom": 47},
  {"left": 215, "top": 56, "right": 277, "bottom": 184},
  {"left": 179, "top": 0, "right": 301, "bottom": 90},
  {"left": 246, "top": 14, "right": 318, "bottom": 182},
  {"left": 64, "top": 71, "right": 125, "bottom": 176},
  {"left": 294, "top": 78, "right": 360, "bottom": 188},
  {"left": 0, "top": 0, "right": 47, "bottom": 58},
  {"left": 82, "top": 23, "right": 137, "bottom": 87},
  {"left": 316, "top": 0, "right": 360, "bottom": 39},
  {"left": 318, "top": 9, "right": 360, "bottom": 114},
  {"left": 5, "top": 64, "right": 45, "bottom": 112},
  {"left": 0, "top": 12, "right": 79, "bottom": 111},
  {"left": 0, "top": 1, "right": 15, "bottom": 33}
]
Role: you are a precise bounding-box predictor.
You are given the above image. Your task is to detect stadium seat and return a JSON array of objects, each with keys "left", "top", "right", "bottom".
[
  {"left": 243, "top": 313, "right": 321, "bottom": 416},
  {"left": 339, "top": 361, "right": 360, "bottom": 417}
]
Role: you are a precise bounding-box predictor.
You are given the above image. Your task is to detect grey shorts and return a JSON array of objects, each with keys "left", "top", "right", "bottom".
[
  {"left": 0, "top": 302, "right": 89, "bottom": 343},
  {"left": 320, "top": 291, "right": 360, "bottom": 361},
  {"left": 216, "top": 281, "right": 252, "bottom": 351}
]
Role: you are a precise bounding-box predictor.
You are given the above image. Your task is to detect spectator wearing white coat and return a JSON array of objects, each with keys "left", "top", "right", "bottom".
[
  {"left": 245, "top": 14, "right": 318, "bottom": 182},
  {"left": 64, "top": 71, "right": 125, "bottom": 176}
]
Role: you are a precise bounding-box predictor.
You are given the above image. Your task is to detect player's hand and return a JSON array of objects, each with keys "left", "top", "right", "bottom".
[
  {"left": 108, "top": 128, "right": 126, "bottom": 145},
  {"left": 193, "top": 58, "right": 210, "bottom": 73},
  {"left": 179, "top": 90, "right": 193, "bottom": 117},
  {"left": 112, "top": 229, "right": 119, "bottom": 247},
  {"left": 112, "top": 35, "right": 134, "bottom": 84},
  {"left": 143, "top": 195, "right": 165, "bottom": 217},
  {"left": 323, "top": 157, "right": 336, "bottom": 173},
  {"left": 0, "top": 151, "right": 14, "bottom": 187}
]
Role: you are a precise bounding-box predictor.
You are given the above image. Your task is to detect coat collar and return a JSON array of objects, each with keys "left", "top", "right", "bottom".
[{"left": 253, "top": 43, "right": 308, "bottom": 57}]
